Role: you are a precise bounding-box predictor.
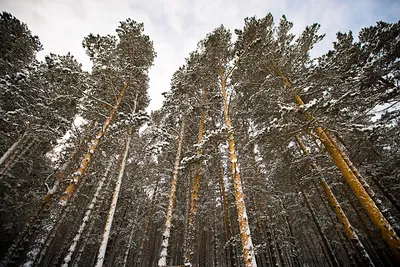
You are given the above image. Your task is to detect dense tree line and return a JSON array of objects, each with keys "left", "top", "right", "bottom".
[{"left": 0, "top": 11, "right": 399, "bottom": 267}]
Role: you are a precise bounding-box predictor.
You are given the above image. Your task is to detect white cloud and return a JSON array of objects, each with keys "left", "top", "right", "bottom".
[{"left": 1, "top": 0, "right": 398, "bottom": 111}]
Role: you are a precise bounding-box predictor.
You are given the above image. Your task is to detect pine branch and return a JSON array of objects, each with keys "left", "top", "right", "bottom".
[{"left": 76, "top": 88, "right": 114, "bottom": 109}]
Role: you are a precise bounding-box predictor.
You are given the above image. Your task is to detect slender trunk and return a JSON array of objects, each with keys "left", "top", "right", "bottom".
[
  {"left": 249, "top": 144, "right": 278, "bottom": 267},
  {"left": 300, "top": 186, "right": 339, "bottom": 267},
  {"left": 273, "top": 225, "right": 285, "bottom": 267},
  {"left": 304, "top": 232, "right": 319, "bottom": 266},
  {"left": 294, "top": 94, "right": 400, "bottom": 261},
  {"left": 213, "top": 191, "right": 219, "bottom": 267},
  {"left": 319, "top": 179, "right": 374, "bottom": 266},
  {"left": 219, "top": 69, "right": 257, "bottom": 267},
  {"left": 334, "top": 133, "right": 350, "bottom": 151},
  {"left": 122, "top": 220, "right": 136, "bottom": 267},
  {"left": 251, "top": 198, "right": 268, "bottom": 267},
  {"left": 315, "top": 182, "right": 359, "bottom": 267},
  {"left": 326, "top": 133, "right": 400, "bottom": 234},
  {"left": 182, "top": 171, "right": 193, "bottom": 265},
  {"left": 0, "top": 129, "right": 28, "bottom": 166},
  {"left": 72, "top": 162, "right": 116, "bottom": 267},
  {"left": 42, "top": 132, "right": 90, "bottom": 208},
  {"left": 295, "top": 135, "right": 374, "bottom": 266},
  {"left": 369, "top": 173, "right": 400, "bottom": 213},
  {"left": 340, "top": 184, "right": 394, "bottom": 267},
  {"left": 216, "top": 147, "right": 235, "bottom": 267},
  {"left": 158, "top": 120, "right": 185, "bottom": 267},
  {"left": 0, "top": 140, "right": 39, "bottom": 265},
  {"left": 340, "top": 184, "right": 373, "bottom": 238},
  {"left": 95, "top": 133, "right": 131, "bottom": 267},
  {"left": 105, "top": 206, "right": 129, "bottom": 266},
  {"left": 279, "top": 199, "right": 301, "bottom": 267},
  {"left": 59, "top": 83, "right": 128, "bottom": 205},
  {"left": 43, "top": 161, "right": 68, "bottom": 204},
  {"left": 2, "top": 124, "right": 95, "bottom": 266},
  {"left": 0, "top": 137, "right": 35, "bottom": 177},
  {"left": 71, "top": 220, "right": 95, "bottom": 267},
  {"left": 137, "top": 174, "right": 160, "bottom": 267},
  {"left": 62, "top": 157, "right": 114, "bottom": 267},
  {"left": 20, "top": 84, "right": 128, "bottom": 266},
  {"left": 185, "top": 88, "right": 207, "bottom": 266},
  {"left": 33, "top": 168, "right": 90, "bottom": 267}
]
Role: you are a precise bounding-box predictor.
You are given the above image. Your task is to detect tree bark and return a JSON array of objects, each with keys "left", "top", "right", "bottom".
[
  {"left": 72, "top": 162, "right": 116, "bottom": 267},
  {"left": 279, "top": 199, "right": 301, "bottom": 267},
  {"left": 62, "top": 157, "right": 114, "bottom": 267},
  {"left": 158, "top": 120, "right": 185, "bottom": 267},
  {"left": 294, "top": 94, "right": 400, "bottom": 261},
  {"left": 0, "top": 129, "right": 28, "bottom": 166},
  {"left": 184, "top": 88, "right": 207, "bottom": 266},
  {"left": 136, "top": 174, "right": 160, "bottom": 267},
  {"left": 300, "top": 186, "right": 339, "bottom": 267},
  {"left": 369, "top": 173, "right": 400, "bottom": 213},
  {"left": 216, "top": 146, "right": 235, "bottom": 267},
  {"left": 295, "top": 135, "right": 374, "bottom": 266},
  {"left": 0, "top": 137, "right": 36, "bottom": 177},
  {"left": 219, "top": 67, "right": 257, "bottom": 267},
  {"left": 95, "top": 133, "right": 131, "bottom": 267},
  {"left": 21, "top": 84, "right": 128, "bottom": 266},
  {"left": 59, "top": 83, "right": 128, "bottom": 204},
  {"left": 326, "top": 133, "right": 400, "bottom": 234}
]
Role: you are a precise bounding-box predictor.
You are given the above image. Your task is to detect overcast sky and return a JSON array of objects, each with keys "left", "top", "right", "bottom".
[{"left": 1, "top": 0, "right": 399, "bottom": 111}]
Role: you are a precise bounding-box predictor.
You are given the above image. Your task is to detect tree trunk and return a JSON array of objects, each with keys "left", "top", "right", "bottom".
[
  {"left": 184, "top": 88, "right": 207, "bottom": 266},
  {"left": 62, "top": 157, "right": 114, "bottom": 267},
  {"left": 122, "top": 219, "right": 136, "bottom": 267},
  {"left": 95, "top": 133, "right": 131, "bottom": 267},
  {"left": 326, "top": 133, "right": 400, "bottom": 234},
  {"left": 279, "top": 199, "right": 301, "bottom": 267},
  {"left": 0, "top": 129, "right": 28, "bottom": 166},
  {"left": 340, "top": 184, "right": 394, "bottom": 267},
  {"left": 368, "top": 173, "right": 400, "bottom": 213},
  {"left": 216, "top": 146, "right": 235, "bottom": 267},
  {"left": 158, "top": 120, "right": 185, "bottom": 267},
  {"left": 72, "top": 163, "right": 116, "bottom": 267},
  {"left": 42, "top": 131, "right": 91, "bottom": 208},
  {"left": 32, "top": 167, "right": 90, "bottom": 267},
  {"left": 295, "top": 135, "right": 374, "bottom": 266},
  {"left": 250, "top": 198, "right": 268, "bottom": 267},
  {"left": 136, "top": 174, "right": 160, "bottom": 267},
  {"left": 316, "top": 182, "right": 360, "bottom": 267},
  {"left": 59, "top": 83, "right": 128, "bottom": 205},
  {"left": 219, "top": 69, "right": 257, "bottom": 267},
  {"left": 300, "top": 186, "right": 339, "bottom": 267},
  {"left": 294, "top": 94, "right": 400, "bottom": 261},
  {"left": 248, "top": 144, "right": 278, "bottom": 267},
  {"left": 0, "top": 137, "right": 36, "bottom": 177},
  {"left": 19, "top": 84, "right": 128, "bottom": 266},
  {"left": 213, "top": 190, "right": 219, "bottom": 267}
]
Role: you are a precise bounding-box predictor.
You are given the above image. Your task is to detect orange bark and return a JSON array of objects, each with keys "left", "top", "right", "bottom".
[
  {"left": 294, "top": 95, "right": 400, "bottom": 261},
  {"left": 326, "top": 133, "right": 399, "bottom": 230},
  {"left": 220, "top": 68, "right": 257, "bottom": 267},
  {"left": 296, "top": 134, "right": 375, "bottom": 267},
  {"left": 59, "top": 83, "right": 128, "bottom": 203}
]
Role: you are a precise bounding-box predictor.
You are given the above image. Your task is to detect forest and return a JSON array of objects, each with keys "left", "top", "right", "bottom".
[{"left": 0, "top": 10, "right": 399, "bottom": 267}]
